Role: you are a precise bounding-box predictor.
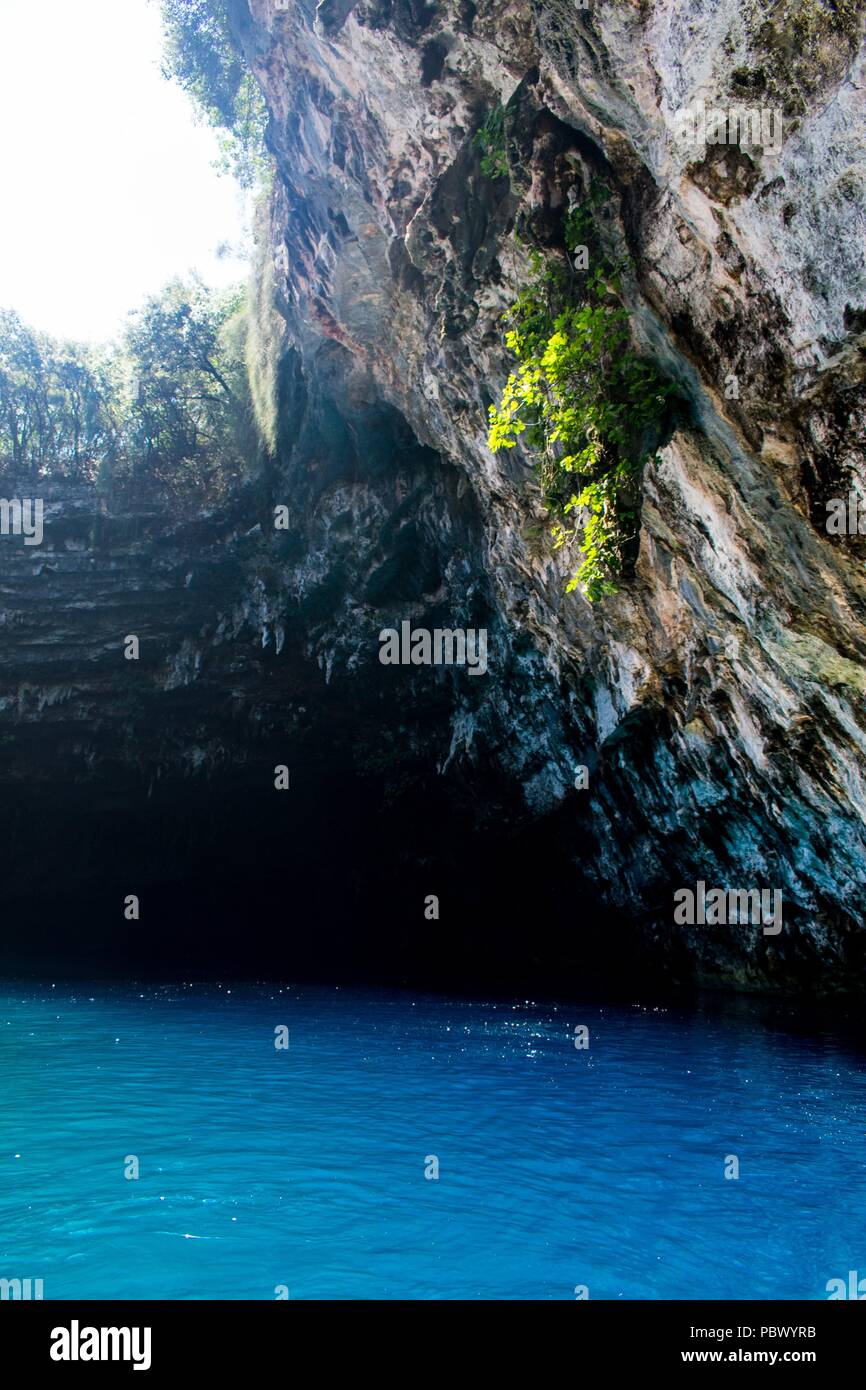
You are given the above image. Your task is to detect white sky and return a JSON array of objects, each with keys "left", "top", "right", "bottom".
[{"left": 0, "top": 0, "right": 250, "bottom": 344}]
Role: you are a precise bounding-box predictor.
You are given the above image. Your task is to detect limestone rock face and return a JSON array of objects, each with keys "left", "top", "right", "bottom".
[
  {"left": 225, "top": 0, "right": 866, "bottom": 989},
  {"left": 1, "top": 0, "right": 865, "bottom": 991}
]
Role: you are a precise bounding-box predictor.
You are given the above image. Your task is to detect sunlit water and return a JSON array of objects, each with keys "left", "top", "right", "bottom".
[{"left": 0, "top": 983, "right": 863, "bottom": 1300}]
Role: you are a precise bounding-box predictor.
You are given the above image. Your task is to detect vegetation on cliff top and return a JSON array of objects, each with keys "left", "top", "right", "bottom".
[
  {"left": 0, "top": 279, "right": 259, "bottom": 503},
  {"left": 0, "top": 5, "right": 281, "bottom": 500},
  {"left": 159, "top": 0, "right": 268, "bottom": 189}
]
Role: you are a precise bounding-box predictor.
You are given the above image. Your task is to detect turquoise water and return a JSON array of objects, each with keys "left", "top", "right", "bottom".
[{"left": 0, "top": 983, "right": 863, "bottom": 1300}]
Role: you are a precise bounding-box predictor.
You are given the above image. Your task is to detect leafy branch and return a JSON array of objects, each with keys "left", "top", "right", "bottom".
[
  {"left": 473, "top": 104, "right": 509, "bottom": 181},
  {"left": 487, "top": 190, "right": 674, "bottom": 601}
]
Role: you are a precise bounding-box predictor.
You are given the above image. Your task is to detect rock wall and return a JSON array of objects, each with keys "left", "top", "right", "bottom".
[
  {"left": 224, "top": 0, "right": 866, "bottom": 989},
  {"left": 1, "top": 0, "right": 865, "bottom": 992}
]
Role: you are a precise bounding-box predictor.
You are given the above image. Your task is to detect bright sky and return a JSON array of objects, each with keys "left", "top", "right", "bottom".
[{"left": 0, "top": 0, "right": 250, "bottom": 344}]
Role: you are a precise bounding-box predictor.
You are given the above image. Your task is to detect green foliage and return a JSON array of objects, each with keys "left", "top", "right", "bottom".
[
  {"left": 0, "top": 279, "right": 261, "bottom": 504},
  {"left": 119, "top": 275, "right": 255, "bottom": 500},
  {"left": 473, "top": 104, "right": 509, "bottom": 180},
  {"left": 0, "top": 9, "right": 284, "bottom": 496},
  {"left": 487, "top": 190, "right": 673, "bottom": 602},
  {"left": 244, "top": 199, "right": 284, "bottom": 456},
  {"left": 159, "top": 0, "right": 268, "bottom": 189},
  {"left": 563, "top": 178, "right": 610, "bottom": 255},
  {"left": 0, "top": 310, "right": 117, "bottom": 481}
]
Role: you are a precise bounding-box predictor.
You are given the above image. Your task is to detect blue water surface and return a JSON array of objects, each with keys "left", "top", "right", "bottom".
[{"left": 0, "top": 983, "right": 863, "bottom": 1300}]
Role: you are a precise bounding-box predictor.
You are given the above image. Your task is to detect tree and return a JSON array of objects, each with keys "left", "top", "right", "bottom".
[
  {"left": 158, "top": 0, "right": 268, "bottom": 189},
  {"left": 0, "top": 310, "right": 45, "bottom": 475},
  {"left": 119, "top": 277, "right": 255, "bottom": 500},
  {"left": 0, "top": 312, "right": 116, "bottom": 482},
  {"left": 0, "top": 278, "right": 258, "bottom": 503}
]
